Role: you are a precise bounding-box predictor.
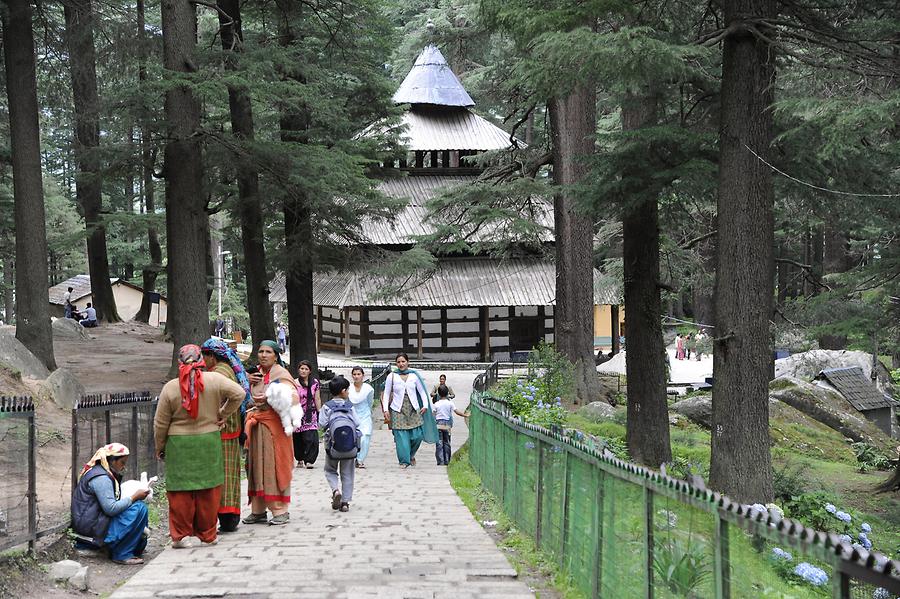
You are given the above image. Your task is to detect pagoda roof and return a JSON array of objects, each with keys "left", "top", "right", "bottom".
[{"left": 392, "top": 45, "right": 475, "bottom": 107}]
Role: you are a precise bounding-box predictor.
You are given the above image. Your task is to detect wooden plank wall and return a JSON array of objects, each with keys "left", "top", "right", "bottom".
[{"left": 315, "top": 304, "right": 556, "bottom": 359}]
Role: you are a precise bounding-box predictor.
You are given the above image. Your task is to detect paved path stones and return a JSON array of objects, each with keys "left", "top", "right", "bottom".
[{"left": 111, "top": 371, "right": 533, "bottom": 599}]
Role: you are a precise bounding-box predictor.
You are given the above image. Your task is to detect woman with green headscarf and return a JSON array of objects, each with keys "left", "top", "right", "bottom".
[{"left": 243, "top": 341, "right": 299, "bottom": 526}]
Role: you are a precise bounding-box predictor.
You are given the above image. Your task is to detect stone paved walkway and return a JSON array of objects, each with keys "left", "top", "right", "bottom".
[{"left": 111, "top": 372, "right": 533, "bottom": 599}]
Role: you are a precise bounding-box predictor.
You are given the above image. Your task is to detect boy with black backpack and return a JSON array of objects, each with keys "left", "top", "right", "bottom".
[{"left": 320, "top": 376, "right": 360, "bottom": 512}]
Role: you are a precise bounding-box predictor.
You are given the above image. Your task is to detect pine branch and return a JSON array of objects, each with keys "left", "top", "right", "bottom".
[{"left": 680, "top": 230, "right": 717, "bottom": 250}]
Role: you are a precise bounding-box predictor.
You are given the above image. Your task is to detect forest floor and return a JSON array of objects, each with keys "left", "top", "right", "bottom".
[{"left": 54, "top": 320, "right": 173, "bottom": 394}]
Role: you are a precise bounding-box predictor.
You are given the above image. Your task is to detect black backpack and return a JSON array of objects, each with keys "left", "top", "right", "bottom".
[{"left": 324, "top": 400, "right": 360, "bottom": 459}]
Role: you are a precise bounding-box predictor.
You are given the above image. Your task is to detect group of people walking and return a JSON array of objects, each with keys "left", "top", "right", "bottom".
[
  {"left": 70, "top": 344, "right": 464, "bottom": 565},
  {"left": 675, "top": 329, "right": 708, "bottom": 361}
]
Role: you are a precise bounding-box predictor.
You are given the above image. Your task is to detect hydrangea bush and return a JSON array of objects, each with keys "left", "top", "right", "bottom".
[{"left": 493, "top": 342, "right": 573, "bottom": 428}]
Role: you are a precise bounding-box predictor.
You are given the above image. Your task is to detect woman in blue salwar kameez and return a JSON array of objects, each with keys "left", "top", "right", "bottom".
[{"left": 71, "top": 443, "right": 150, "bottom": 565}]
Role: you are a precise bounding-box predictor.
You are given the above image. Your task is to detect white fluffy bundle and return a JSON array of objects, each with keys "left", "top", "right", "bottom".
[
  {"left": 120, "top": 472, "right": 158, "bottom": 500},
  {"left": 266, "top": 382, "right": 304, "bottom": 435}
]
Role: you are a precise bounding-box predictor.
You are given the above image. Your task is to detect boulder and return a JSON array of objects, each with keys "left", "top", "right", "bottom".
[
  {"left": 774, "top": 349, "right": 895, "bottom": 397},
  {"left": 0, "top": 329, "right": 50, "bottom": 379},
  {"left": 37, "top": 368, "right": 85, "bottom": 410},
  {"left": 671, "top": 395, "right": 712, "bottom": 428},
  {"left": 48, "top": 560, "right": 82, "bottom": 582},
  {"left": 52, "top": 317, "right": 89, "bottom": 340},
  {"left": 578, "top": 401, "right": 619, "bottom": 422},
  {"left": 770, "top": 376, "right": 895, "bottom": 455},
  {"left": 69, "top": 565, "right": 90, "bottom": 591}
]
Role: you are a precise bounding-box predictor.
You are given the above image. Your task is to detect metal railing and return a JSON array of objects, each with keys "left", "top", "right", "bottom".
[
  {"left": 468, "top": 388, "right": 900, "bottom": 598},
  {"left": 71, "top": 392, "right": 161, "bottom": 498},
  {"left": 472, "top": 360, "right": 499, "bottom": 394},
  {"left": 0, "top": 397, "right": 36, "bottom": 552}
]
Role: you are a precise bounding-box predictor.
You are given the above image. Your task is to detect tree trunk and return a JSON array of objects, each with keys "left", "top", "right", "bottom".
[
  {"left": 3, "top": 255, "right": 14, "bottom": 324},
  {"left": 709, "top": 0, "right": 777, "bottom": 503},
  {"left": 63, "top": 0, "right": 121, "bottom": 323},
  {"left": 133, "top": 0, "right": 164, "bottom": 325},
  {"left": 823, "top": 222, "right": 851, "bottom": 274},
  {"left": 217, "top": 0, "right": 275, "bottom": 353},
  {"left": 161, "top": 0, "right": 209, "bottom": 369},
  {"left": 548, "top": 85, "right": 601, "bottom": 405},
  {"left": 621, "top": 93, "right": 671, "bottom": 467},
  {"left": 2, "top": 0, "right": 57, "bottom": 370},
  {"left": 277, "top": 0, "right": 317, "bottom": 374}
]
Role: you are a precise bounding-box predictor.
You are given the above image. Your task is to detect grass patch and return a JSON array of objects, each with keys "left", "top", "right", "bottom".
[{"left": 448, "top": 443, "right": 585, "bottom": 599}]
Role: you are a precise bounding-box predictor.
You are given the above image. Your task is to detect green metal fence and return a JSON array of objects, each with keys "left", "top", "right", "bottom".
[{"left": 468, "top": 392, "right": 900, "bottom": 599}]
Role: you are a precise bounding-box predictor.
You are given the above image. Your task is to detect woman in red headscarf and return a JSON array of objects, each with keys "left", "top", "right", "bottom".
[{"left": 154, "top": 344, "right": 245, "bottom": 547}]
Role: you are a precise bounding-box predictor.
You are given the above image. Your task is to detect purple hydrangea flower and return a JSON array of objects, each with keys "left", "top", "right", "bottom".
[
  {"left": 771, "top": 547, "right": 792, "bottom": 561},
  {"left": 872, "top": 588, "right": 890, "bottom": 599},
  {"left": 861, "top": 523, "right": 872, "bottom": 533},
  {"left": 838, "top": 534, "right": 852, "bottom": 544},
  {"left": 794, "top": 562, "right": 828, "bottom": 586},
  {"left": 835, "top": 511, "right": 852, "bottom": 523},
  {"left": 825, "top": 503, "right": 837, "bottom": 514},
  {"left": 524, "top": 441, "right": 535, "bottom": 450},
  {"left": 858, "top": 535, "right": 872, "bottom": 550}
]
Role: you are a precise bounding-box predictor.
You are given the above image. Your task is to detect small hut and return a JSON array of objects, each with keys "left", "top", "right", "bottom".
[{"left": 815, "top": 366, "right": 898, "bottom": 437}]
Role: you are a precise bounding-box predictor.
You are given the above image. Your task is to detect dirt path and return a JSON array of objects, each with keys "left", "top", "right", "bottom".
[{"left": 54, "top": 321, "right": 173, "bottom": 394}]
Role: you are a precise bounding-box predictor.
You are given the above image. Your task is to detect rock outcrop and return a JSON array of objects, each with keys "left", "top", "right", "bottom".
[
  {"left": 770, "top": 376, "right": 895, "bottom": 454},
  {"left": 0, "top": 329, "right": 50, "bottom": 379}
]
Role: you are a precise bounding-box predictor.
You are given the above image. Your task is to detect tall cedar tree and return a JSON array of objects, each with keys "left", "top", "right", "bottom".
[
  {"left": 709, "top": 0, "right": 777, "bottom": 502},
  {"left": 275, "top": 0, "right": 317, "bottom": 374},
  {"left": 217, "top": 0, "right": 275, "bottom": 354},
  {"left": 63, "top": 0, "right": 121, "bottom": 323},
  {"left": 621, "top": 91, "right": 671, "bottom": 467},
  {"left": 549, "top": 86, "right": 602, "bottom": 404},
  {"left": 133, "top": 0, "right": 164, "bottom": 324},
  {"left": 2, "top": 0, "right": 57, "bottom": 370},
  {"left": 160, "top": 0, "right": 210, "bottom": 369}
]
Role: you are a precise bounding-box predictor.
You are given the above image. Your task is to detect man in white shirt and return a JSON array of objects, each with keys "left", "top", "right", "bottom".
[
  {"left": 80, "top": 303, "right": 98, "bottom": 328},
  {"left": 63, "top": 287, "right": 74, "bottom": 318}
]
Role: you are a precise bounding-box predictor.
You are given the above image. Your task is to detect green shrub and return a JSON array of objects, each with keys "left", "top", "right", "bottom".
[
  {"left": 851, "top": 442, "right": 892, "bottom": 472},
  {"left": 773, "top": 460, "right": 810, "bottom": 503},
  {"left": 653, "top": 537, "right": 713, "bottom": 597},
  {"left": 783, "top": 491, "right": 842, "bottom": 530}
]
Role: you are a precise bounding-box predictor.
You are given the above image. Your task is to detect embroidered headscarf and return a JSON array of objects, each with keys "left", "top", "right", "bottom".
[
  {"left": 259, "top": 340, "right": 285, "bottom": 367},
  {"left": 79, "top": 443, "right": 130, "bottom": 497},
  {"left": 201, "top": 338, "right": 252, "bottom": 411},
  {"left": 178, "top": 344, "right": 205, "bottom": 419}
]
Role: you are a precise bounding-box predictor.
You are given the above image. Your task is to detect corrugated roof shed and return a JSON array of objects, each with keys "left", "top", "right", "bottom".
[
  {"left": 817, "top": 367, "right": 897, "bottom": 411},
  {"left": 270, "top": 258, "right": 621, "bottom": 309},
  {"left": 392, "top": 45, "right": 475, "bottom": 107}
]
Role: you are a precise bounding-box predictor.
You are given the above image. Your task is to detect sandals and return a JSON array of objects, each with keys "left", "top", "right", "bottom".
[
  {"left": 113, "top": 557, "right": 144, "bottom": 565},
  {"left": 355, "top": 462, "right": 366, "bottom": 469},
  {"left": 410, "top": 458, "right": 416, "bottom": 466},
  {"left": 242, "top": 512, "right": 268, "bottom": 525},
  {"left": 331, "top": 489, "right": 342, "bottom": 510},
  {"left": 171, "top": 538, "right": 193, "bottom": 549},
  {"left": 340, "top": 502, "right": 349, "bottom": 512}
]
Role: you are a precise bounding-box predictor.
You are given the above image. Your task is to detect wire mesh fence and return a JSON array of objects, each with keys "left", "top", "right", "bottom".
[
  {"left": 71, "top": 392, "right": 161, "bottom": 497},
  {"left": 0, "top": 397, "right": 36, "bottom": 552},
  {"left": 469, "top": 391, "right": 900, "bottom": 599}
]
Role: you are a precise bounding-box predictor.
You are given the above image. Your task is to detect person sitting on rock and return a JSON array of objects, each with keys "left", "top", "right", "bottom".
[
  {"left": 79, "top": 303, "right": 98, "bottom": 328},
  {"left": 71, "top": 443, "right": 150, "bottom": 565}
]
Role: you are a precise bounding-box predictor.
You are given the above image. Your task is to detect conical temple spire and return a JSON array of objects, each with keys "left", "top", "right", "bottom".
[{"left": 392, "top": 44, "right": 475, "bottom": 107}]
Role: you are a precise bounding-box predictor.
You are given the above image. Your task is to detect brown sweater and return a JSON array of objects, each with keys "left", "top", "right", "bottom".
[{"left": 154, "top": 371, "right": 245, "bottom": 455}]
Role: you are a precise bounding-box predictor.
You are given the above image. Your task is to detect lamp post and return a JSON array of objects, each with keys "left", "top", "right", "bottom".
[{"left": 217, "top": 250, "right": 231, "bottom": 325}]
